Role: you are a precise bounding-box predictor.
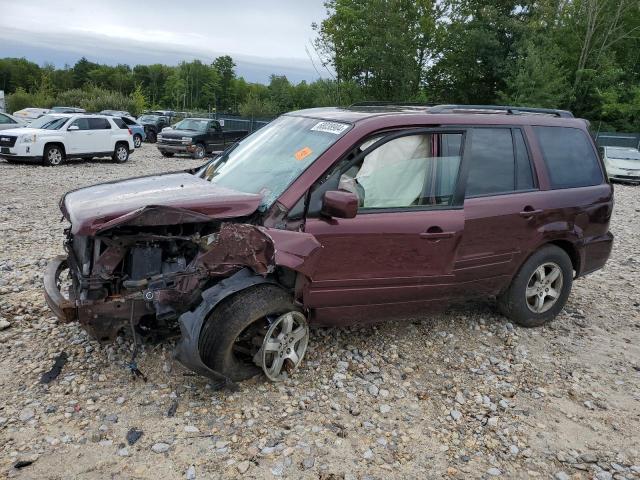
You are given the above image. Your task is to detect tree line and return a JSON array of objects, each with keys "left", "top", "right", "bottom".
[{"left": 1, "top": 0, "right": 639, "bottom": 130}]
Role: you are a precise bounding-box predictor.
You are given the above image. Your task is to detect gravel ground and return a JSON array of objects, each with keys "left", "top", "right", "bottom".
[{"left": 0, "top": 144, "right": 639, "bottom": 480}]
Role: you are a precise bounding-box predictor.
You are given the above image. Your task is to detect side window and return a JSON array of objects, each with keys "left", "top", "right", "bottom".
[
  {"left": 89, "top": 118, "right": 111, "bottom": 130},
  {"left": 514, "top": 129, "right": 534, "bottom": 190},
  {"left": 112, "top": 118, "right": 127, "bottom": 129},
  {"left": 534, "top": 126, "right": 603, "bottom": 188},
  {"left": 340, "top": 132, "right": 463, "bottom": 209},
  {"left": 0, "top": 114, "right": 14, "bottom": 124},
  {"left": 69, "top": 118, "right": 90, "bottom": 130},
  {"left": 121, "top": 117, "right": 134, "bottom": 126},
  {"left": 466, "top": 128, "right": 516, "bottom": 197}
]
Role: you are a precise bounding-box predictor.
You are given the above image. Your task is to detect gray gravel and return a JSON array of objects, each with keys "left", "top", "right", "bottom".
[{"left": 0, "top": 144, "right": 639, "bottom": 479}]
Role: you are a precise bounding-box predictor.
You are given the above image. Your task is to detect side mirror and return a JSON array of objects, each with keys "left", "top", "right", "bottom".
[
  {"left": 321, "top": 190, "right": 358, "bottom": 219},
  {"left": 68, "top": 125, "right": 79, "bottom": 131}
]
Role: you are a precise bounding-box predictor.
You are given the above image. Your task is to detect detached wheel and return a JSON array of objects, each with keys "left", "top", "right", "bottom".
[
  {"left": 112, "top": 143, "right": 129, "bottom": 163},
  {"left": 498, "top": 245, "right": 573, "bottom": 327},
  {"left": 160, "top": 151, "right": 174, "bottom": 158},
  {"left": 192, "top": 143, "right": 206, "bottom": 159},
  {"left": 198, "top": 285, "right": 309, "bottom": 382},
  {"left": 146, "top": 130, "right": 157, "bottom": 143},
  {"left": 133, "top": 134, "right": 142, "bottom": 148},
  {"left": 43, "top": 145, "right": 64, "bottom": 166}
]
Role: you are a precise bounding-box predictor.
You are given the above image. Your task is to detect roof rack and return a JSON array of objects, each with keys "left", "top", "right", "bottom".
[
  {"left": 349, "top": 101, "right": 433, "bottom": 108},
  {"left": 428, "top": 104, "right": 574, "bottom": 118}
]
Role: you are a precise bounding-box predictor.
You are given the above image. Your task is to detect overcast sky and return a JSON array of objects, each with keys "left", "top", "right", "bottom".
[{"left": 0, "top": 0, "right": 331, "bottom": 83}]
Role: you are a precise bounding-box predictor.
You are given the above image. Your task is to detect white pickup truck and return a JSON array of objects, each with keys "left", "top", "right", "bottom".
[{"left": 0, "top": 113, "right": 134, "bottom": 166}]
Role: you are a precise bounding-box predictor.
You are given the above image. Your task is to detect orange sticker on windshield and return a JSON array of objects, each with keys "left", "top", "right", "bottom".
[{"left": 295, "top": 146, "right": 313, "bottom": 161}]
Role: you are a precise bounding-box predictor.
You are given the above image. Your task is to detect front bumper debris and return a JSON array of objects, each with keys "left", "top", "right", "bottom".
[{"left": 43, "top": 255, "right": 76, "bottom": 322}]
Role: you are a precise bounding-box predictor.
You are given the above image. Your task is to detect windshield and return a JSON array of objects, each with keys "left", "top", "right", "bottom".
[
  {"left": 608, "top": 148, "right": 640, "bottom": 161},
  {"left": 174, "top": 119, "right": 209, "bottom": 131},
  {"left": 138, "top": 115, "right": 158, "bottom": 122},
  {"left": 28, "top": 115, "right": 70, "bottom": 130},
  {"left": 200, "top": 115, "right": 351, "bottom": 210}
]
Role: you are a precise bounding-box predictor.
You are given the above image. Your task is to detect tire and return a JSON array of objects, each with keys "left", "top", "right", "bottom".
[
  {"left": 133, "top": 134, "right": 142, "bottom": 148},
  {"left": 160, "top": 151, "right": 174, "bottom": 158},
  {"left": 192, "top": 143, "right": 206, "bottom": 159},
  {"left": 497, "top": 245, "right": 573, "bottom": 327},
  {"left": 146, "top": 130, "right": 157, "bottom": 143},
  {"left": 198, "top": 285, "right": 299, "bottom": 382},
  {"left": 112, "top": 143, "right": 129, "bottom": 163},
  {"left": 43, "top": 144, "right": 64, "bottom": 166}
]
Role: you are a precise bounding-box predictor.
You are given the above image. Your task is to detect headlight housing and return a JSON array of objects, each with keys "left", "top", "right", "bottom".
[
  {"left": 181, "top": 137, "right": 192, "bottom": 144},
  {"left": 157, "top": 134, "right": 163, "bottom": 141},
  {"left": 21, "top": 134, "right": 36, "bottom": 143}
]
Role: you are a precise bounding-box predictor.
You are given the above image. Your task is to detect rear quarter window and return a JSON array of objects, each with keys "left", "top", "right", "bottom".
[
  {"left": 112, "top": 118, "right": 127, "bottom": 129},
  {"left": 534, "top": 126, "right": 603, "bottom": 188}
]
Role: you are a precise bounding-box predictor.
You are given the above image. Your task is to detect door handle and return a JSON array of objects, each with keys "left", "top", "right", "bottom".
[
  {"left": 420, "top": 226, "right": 455, "bottom": 240},
  {"left": 519, "top": 206, "right": 543, "bottom": 218}
]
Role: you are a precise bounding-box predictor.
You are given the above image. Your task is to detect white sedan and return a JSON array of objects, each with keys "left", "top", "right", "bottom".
[{"left": 601, "top": 146, "right": 640, "bottom": 184}]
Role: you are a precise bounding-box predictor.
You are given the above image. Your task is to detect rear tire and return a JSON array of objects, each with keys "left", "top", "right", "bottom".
[
  {"left": 112, "top": 143, "right": 129, "bottom": 163},
  {"left": 160, "top": 151, "right": 174, "bottom": 158},
  {"left": 198, "top": 285, "right": 299, "bottom": 382},
  {"left": 497, "top": 245, "right": 573, "bottom": 327},
  {"left": 133, "top": 134, "right": 142, "bottom": 148},
  {"left": 43, "top": 144, "right": 64, "bottom": 166}
]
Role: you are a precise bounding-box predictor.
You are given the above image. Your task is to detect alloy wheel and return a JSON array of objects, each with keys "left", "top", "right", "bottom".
[
  {"left": 48, "top": 148, "right": 62, "bottom": 165},
  {"left": 117, "top": 146, "right": 128, "bottom": 162},
  {"left": 255, "top": 311, "right": 309, "bottom": 381},
  {"left": 525, "top": 262, "right": 563, "bottom": 313}
]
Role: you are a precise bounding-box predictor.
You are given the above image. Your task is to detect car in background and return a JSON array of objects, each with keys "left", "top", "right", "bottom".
[
  {"left": 51, "top": 106, "right": 86, "bottom": 114},
  {"left": 137, "top": 113, "right": 170, "bottom": 143},
  {"left": 157, "top": 118, "right": 248, "bottom": 158},
  {"left": 100, "top": 109, "right": 132, "bottom": 117},
  {"left": 601, "top": 146, "right": 640, "bottom": 184},
  {"left": 0, "top": 113, "right": 133, "bottom": 166},
  {"left": 121, "top": 116, "right": 146, "bottom": 147},
  {"left": 13, "top": 107, "right": 50, "bottom": 122},
  {"left": 0, "top": 112, "right": 26, "bottom": 130}
]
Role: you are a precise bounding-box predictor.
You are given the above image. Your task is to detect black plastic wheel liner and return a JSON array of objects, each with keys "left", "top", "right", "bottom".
[{"left": 174, "top": 268, "right": 278, "bottom": 390}]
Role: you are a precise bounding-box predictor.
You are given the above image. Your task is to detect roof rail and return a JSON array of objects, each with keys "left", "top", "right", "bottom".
[
  {"left": 428, "top": 104, "right": 574, "bottom": 118},
  {"left": 349, "top": 101, "right": 434, "bottom": 108}
]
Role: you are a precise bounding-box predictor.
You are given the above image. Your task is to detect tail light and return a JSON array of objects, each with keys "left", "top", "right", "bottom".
[{"left": 128, "top": 128, "right": 132, "bottom": 135}]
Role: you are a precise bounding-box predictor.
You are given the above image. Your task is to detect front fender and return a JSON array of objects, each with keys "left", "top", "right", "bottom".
[{"left": 174, "top": 268, "right": 278, "bottom": 389}]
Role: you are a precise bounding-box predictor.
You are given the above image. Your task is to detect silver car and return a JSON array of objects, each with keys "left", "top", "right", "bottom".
[
  {"left": 601, "top": 146, "right": 640, "bottom": 184},
  {"left": 0, "top": 112, "right": 26, "bottom": 131}
]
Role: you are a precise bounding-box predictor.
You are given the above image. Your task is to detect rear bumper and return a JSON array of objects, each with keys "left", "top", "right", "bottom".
[{"left": 43, "top": 256, "right": 77, "bottom": 322}]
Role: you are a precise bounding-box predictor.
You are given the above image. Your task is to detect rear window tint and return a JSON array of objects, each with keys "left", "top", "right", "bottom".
[
  {"left": 88, "top": 118, "right": 111, "bottom": 130},
  {"left": 534, "top": 127, "right": 603, "bottom": 188},
  {"left": 514, "top": 129, "right": 534, "bottom": 190},
  {"left": 466, "top": 128, "right": 515, "bottom": 196}
]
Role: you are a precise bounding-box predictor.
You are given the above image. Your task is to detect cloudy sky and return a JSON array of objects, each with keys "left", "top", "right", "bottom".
[{"left": 0, "top": 0, "right": 331, "bottom": 83}]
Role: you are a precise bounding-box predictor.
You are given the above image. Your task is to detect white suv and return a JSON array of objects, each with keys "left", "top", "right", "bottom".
[{"left": 0, "top": 113, "right": 134, "bottom": 166}]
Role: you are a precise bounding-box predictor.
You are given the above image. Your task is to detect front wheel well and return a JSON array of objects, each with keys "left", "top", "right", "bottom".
[{"left": 44, "top": 142, "right": 66, "bottom": 156}]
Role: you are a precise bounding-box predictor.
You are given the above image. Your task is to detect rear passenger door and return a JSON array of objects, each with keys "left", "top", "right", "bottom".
[
  {"left": 455, "top": 127, "right": 542, "bottom": 287},
  {"left": 88, "top": 117, "right": 113, "bottom": 153}
]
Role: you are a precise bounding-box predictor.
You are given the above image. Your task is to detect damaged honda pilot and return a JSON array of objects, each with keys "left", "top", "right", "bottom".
[{"left": 44, "top": 104, "right": 614, "bottom": 386}]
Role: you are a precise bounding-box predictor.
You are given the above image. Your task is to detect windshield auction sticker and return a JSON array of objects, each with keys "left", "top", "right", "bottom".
[
  {"left": 295, "top": 146, "right": 313, "bottom": 161},
  {"left": 311, "top": 121, "right": 350, "bottom": 135}
]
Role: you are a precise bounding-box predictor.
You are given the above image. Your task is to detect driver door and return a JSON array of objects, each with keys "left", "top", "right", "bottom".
[
  {"left": 66, "top": 117, "right": 92, "bottom": 154},
  {"left": 303, "top": 130, "right": 467, "bottom": 325}
]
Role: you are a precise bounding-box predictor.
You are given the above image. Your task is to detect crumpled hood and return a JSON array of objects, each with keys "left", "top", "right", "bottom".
[{"left": 61, "top": 172, "right": 262, "bottom": 235}]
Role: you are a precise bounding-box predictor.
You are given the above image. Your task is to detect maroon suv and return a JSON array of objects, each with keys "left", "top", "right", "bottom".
[{"left": 44, "top": 104, "right": 614, "bottom": 386}]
